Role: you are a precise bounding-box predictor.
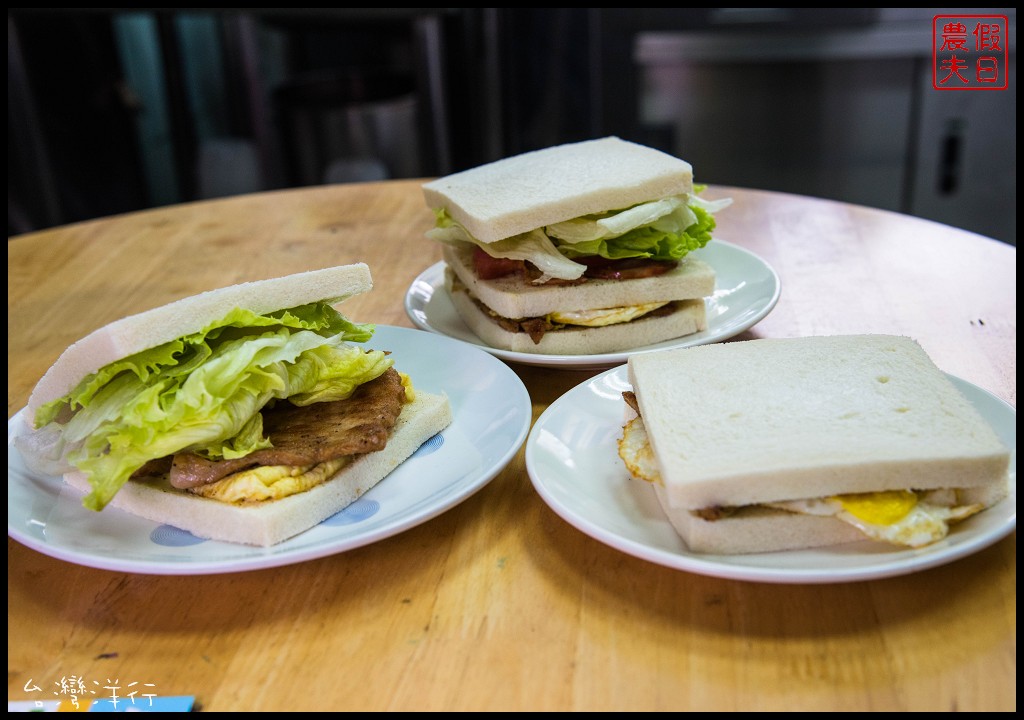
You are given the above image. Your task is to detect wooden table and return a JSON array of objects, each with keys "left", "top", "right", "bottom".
[{"left": 7, "top": 181, "right": 1016, "bottom": 711}]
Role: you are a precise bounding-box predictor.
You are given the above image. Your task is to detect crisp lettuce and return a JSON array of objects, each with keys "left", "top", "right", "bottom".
[
  {"left": 554, "top": 198, "right": 718, "bottom": 262},
  {"left": 427, "top": 220, "right": 588, "bottom": 281},
  {"left": 429, "top": 191, "right": 730, "bottom": 281},
  {"left": 36, "top": 302, "right": 391, "bottom": 511}
]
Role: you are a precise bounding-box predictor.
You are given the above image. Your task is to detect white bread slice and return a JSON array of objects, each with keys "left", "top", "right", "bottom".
[
  {"left": 653, "top": 480, "right": 1008, "bottom": 555},
  {"left": 27, "top": 263, "right": 374, "bottom": 423},
  {"left": 449, "top": 282, "right": 707, "bottom": 356},
  {"left": 628, "top": 335, "right": 1011, "bottom": 512},
  {"left": 442, "top": 243, "right": 715, "bottom": 319},
  {"left": 654, "top": 485, "right": 867, "bottom": 554},
  {"left": 422, "top": 137, "right": 694, "bottom": 244},
  {"left": 63, "top": 390, "right": 452, "bottom": 546}
]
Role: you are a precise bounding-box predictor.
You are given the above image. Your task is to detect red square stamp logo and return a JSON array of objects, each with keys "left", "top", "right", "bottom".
[{"left": 933, "top": 14, "right": 1009, "bottom": 90}]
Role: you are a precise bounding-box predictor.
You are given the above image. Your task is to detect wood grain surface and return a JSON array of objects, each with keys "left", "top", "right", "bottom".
[{"left": 7, "top": 181, "right": 1016, "bottom": 711}]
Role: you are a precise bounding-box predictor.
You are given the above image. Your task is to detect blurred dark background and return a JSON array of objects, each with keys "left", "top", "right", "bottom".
[{"left": 8, "top": 8, "right": 1016, "bottom": 244}]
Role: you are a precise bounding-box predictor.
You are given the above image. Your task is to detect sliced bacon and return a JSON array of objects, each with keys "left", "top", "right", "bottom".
[
  {"left": 622, "top": 391, "right": 640, "bottom": 416},
  {"left": 520, "top": 317, "right": 556, "bottom": 344},
  {"left": 473, "top": 247, "right": 524, "bottom": 279},
  {"left": 466, "top": 295, "right": 681, "bottom": 345},
  {"left": 473, "top": 244, "right": 678, "bottom": 284},
  {"left": 694, "top": 506, "right": 734, "bottom": 521},
  {"left": 578, "top": 257, "right": 677, "bottom": 280}
]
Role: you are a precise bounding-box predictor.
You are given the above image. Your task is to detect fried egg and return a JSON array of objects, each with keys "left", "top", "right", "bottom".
[
  {"left": 618, "top": 415, "right": 661, "bottom": 483},
  {"left": 549, "top": 301, "right": 669, "bottom": 328},
  {"left": 189, "top": 457, "right": 349, "bottom": 503},
  {"left": 769, "top": 490, "right": 985, "bottom": 548},
  {"left": 187, "top": 375, "right": 417, "bottom": 504},
  {"left": 619, "top": 416, "right": 986, "bottom": 548},
  {"left": 399, "top": 371, "right": 415, "bottom": 402}
]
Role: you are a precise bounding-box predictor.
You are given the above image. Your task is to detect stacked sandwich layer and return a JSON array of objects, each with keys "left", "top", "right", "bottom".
[
  {"left": 423, "top": 137, "right": 730, "bottom": 355},
  {"left": 18, "top": 264, "right": 453, "bottom": 546},
  {"left": 618, "top": 335, "right": 1011, "bottom": 554}
]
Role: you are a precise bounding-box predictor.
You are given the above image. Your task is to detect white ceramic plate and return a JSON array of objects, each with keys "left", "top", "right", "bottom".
[
  {"left": 405, "top": 240, "right": 781, "bottom": 370},
  {"left": 8, "top": 326, "right": 532, "bottom": 576},
  {"left": 525, "top": 366, "right": 1017, "bottom": 584}
]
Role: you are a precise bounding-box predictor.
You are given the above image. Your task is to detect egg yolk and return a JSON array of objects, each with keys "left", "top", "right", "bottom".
[
  {"left": 833, "top": 490, "right": 917, "bottom": 525},
  {"left": 190, "top": 457, "right": 349, "bottom": 503},
  {"left": 399, "top": 371, "right": 415, "bottom": 402}
]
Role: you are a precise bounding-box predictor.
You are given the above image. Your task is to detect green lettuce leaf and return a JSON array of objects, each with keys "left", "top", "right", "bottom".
[
  {"left": 36, "top": 302, "right": 391, "bottom": 511},
  {"left": 556, "top": 200, "right": 718, "bottom": 262},
  {"left": 427, "top": 219, "right": 588, "bottom": 280},
  {"left": 429, "top": 191, "right": 729, "bottom": 280}
]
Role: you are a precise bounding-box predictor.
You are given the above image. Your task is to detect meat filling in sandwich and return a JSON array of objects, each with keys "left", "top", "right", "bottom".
[
  {"left": 422, "top": 137, "right": 730, "bottom": 355},
  {"left": 29, "top": 299, "right": 401, "bottom": 511},
  {"left": 17, "top": 264, "right": 453, "bottom": 546},
  {"left": 619, "top": 390, "right": 997, "bottom": 549},
  {"left": 447, "top": 268, "right": 687, "bottom": 345},
  {"left": 132, "top": 366, "right": 410, "bottom": 502},
  {"left": 616, "top": 335, "right": 1011, "bottom": 554}
]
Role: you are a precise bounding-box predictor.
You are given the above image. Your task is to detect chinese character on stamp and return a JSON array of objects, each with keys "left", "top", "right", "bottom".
[{"left": 933, "top": 14, "right": 1009, "bottom": 90}]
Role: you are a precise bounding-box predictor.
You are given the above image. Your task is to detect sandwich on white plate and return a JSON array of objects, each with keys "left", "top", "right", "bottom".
[
  {"left": 15, "top": 264, "right": 453, "bottom": 547},
  {"left": 421, "top": 136, "right": 731, "bottom": 355},
  {"left": 617, "top": 334, "right": 1011, "bottom": 555}
]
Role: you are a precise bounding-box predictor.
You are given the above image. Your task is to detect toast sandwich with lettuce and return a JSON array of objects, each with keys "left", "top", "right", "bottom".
[
  {"left": 422, "top": 137, "right": 731, "bottom": 355},
  {"left": 16, "top": 264, "right": 452, "bottom": 546}
]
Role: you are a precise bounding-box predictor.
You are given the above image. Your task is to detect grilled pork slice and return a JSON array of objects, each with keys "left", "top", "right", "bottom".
[{"left": 133, "top": 368, "right": 407, "bottom": 490}]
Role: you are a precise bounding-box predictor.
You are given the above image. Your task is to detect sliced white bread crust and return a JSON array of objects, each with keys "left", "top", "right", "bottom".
[
  {"left": 449, "top": 283, "right": 707, "bottom": 355},
  {"left": 27, "top": 264, "right": 373, "bottom": 423},
  {"left": 629, "top": 335, "right": 1011, "bottom": 512},
  {"left": 442, "top": 243, "right": 715, "bottom": 319},
  {"left": 422, "top": 137, "right": 694, "bottom": 244},
  {"left": 63, "top": 390, "right": 452, "bottom": 547},
  {"left": 653, "top": 485, "right": 866, "bottom": 554},
  {"left": 653, "top": 481, "right": 1007, "bottom": 555}
]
